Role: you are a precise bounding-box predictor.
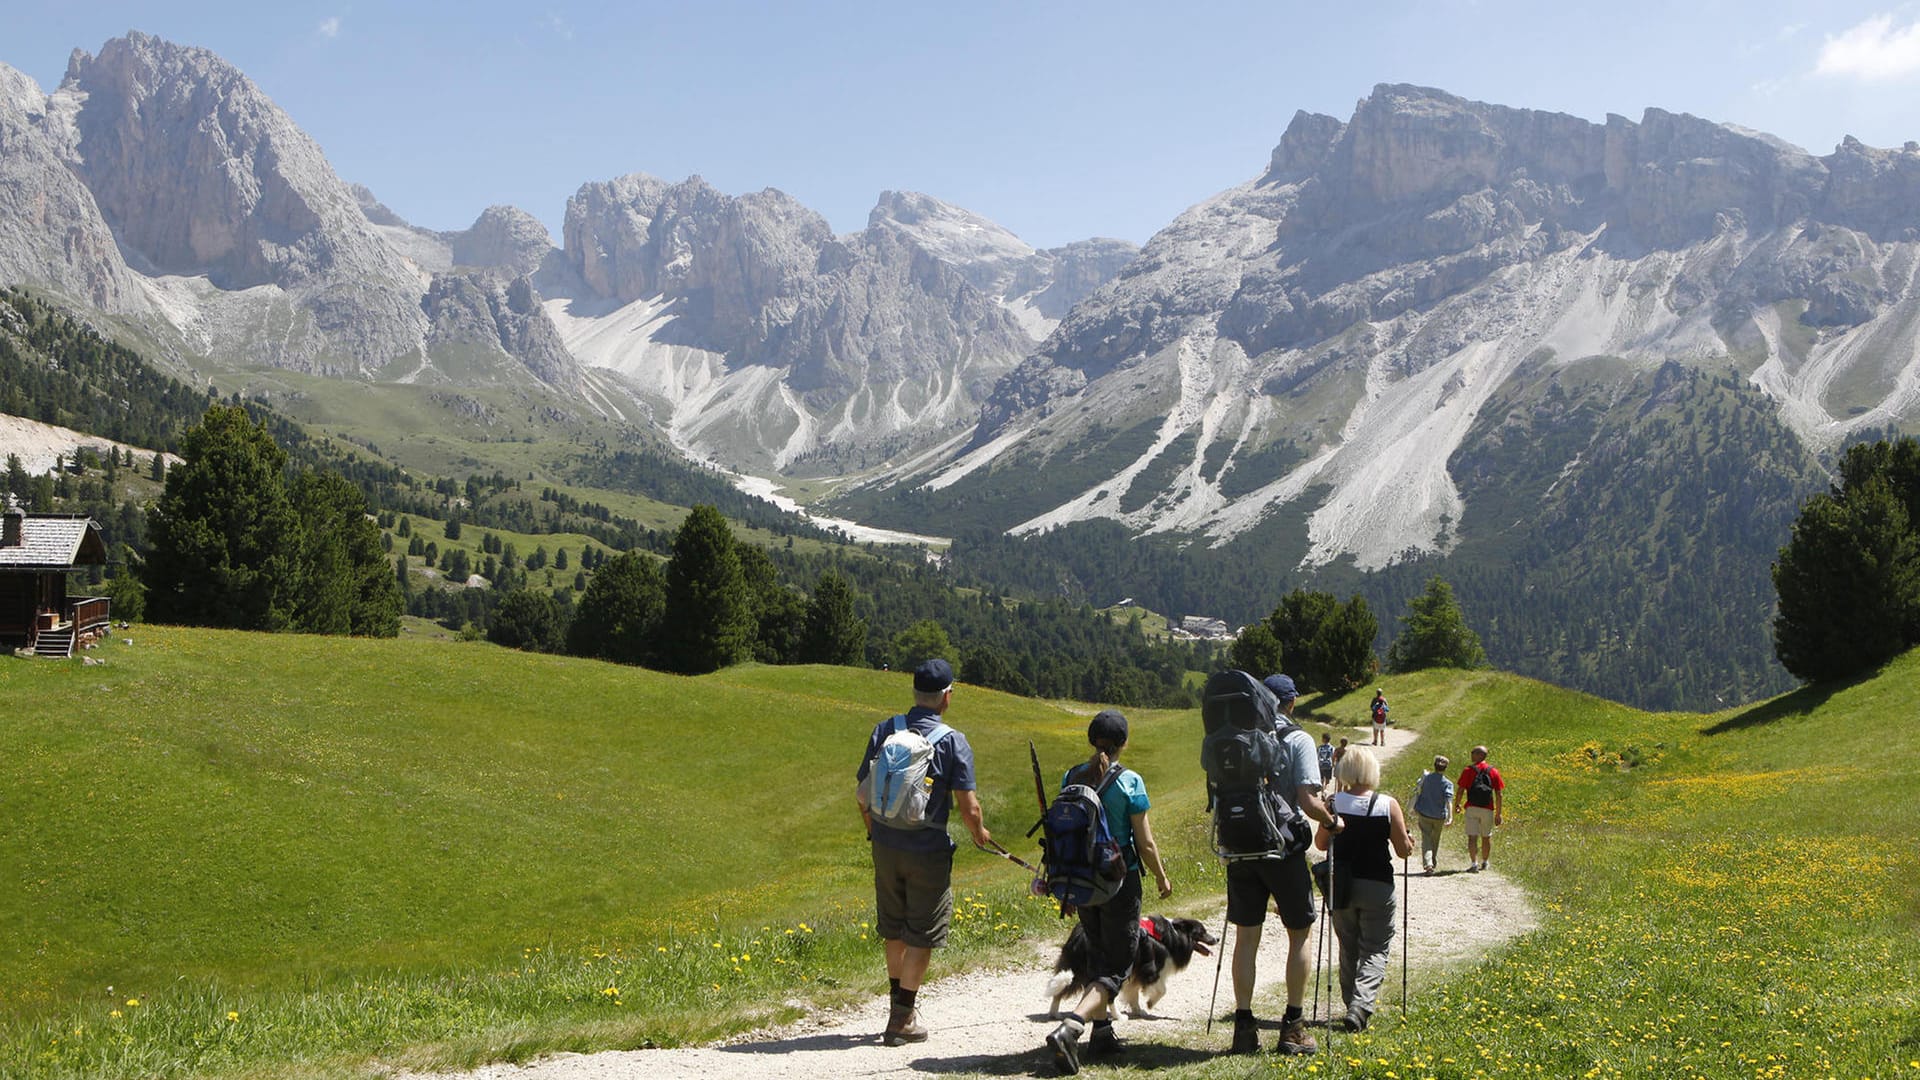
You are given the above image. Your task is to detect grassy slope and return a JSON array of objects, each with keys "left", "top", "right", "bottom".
[{"left": 4, "top": 632, "right": 1918, "bottom": 1078}]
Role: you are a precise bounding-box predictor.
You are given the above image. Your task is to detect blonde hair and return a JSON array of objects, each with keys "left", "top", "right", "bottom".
[{"left": 1336, "top": 745, "right": 1381, "bottom": 790}]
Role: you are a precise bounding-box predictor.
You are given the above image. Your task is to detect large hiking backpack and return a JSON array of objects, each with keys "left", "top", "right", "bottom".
[
  {"left": 858, "top": 715, "right": 953, "bottom": 829},
  {"left": 1201, "top": 670, "right": 1311, "bottom": 860},
  {"left": 1465, "top": 762, "right": 1497, "bottom": 808},
  {"left": 1036, "top": 762, "right": 1128, "bottom": 910}
]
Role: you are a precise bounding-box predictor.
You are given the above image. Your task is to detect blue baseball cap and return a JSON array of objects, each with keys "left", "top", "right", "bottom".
[
  {"left": 1263, "top": 674, "right": 1298, "bottom": 699},
  {"left": 913, "top": 658, "right": 955, "bottom": 693}
]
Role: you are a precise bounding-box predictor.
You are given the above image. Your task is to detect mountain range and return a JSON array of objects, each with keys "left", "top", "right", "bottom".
[{"left": 11, "top": 32, "right": 1920, "bottom": 708}]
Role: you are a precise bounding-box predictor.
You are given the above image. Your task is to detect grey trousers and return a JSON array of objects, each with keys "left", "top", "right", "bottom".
[
  {"left": 1331, "top": 878, "right": 1397, "bottom": 1024},
  {"left": 1416, "top": 814, "right": 1447, "bottom": 868}
]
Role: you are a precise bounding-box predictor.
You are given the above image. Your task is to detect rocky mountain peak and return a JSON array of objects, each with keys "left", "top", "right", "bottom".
[{"left": 450, "top": 205, "right": 551, "bottom": 275}]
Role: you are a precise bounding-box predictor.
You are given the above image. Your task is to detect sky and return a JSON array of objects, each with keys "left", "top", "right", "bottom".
[{"left": 8, "top": 2, "right": 1920, "bottom": 249}]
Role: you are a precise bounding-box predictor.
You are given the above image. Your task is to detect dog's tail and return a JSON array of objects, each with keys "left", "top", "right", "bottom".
[{"left": 1045, "top": 971, "right": 1074, "bottom": 1000}]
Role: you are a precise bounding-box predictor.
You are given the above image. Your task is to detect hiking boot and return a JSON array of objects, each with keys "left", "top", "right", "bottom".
[
  {"left": 1046, "top": 1020, "right": 1083, "bottom": 1075},
  {"left": 1467, "top": 861, "right": 1480, "bottom": 873},
  {"left": 1274, "top": 1016, "right": 1318, "bottom": 1055},
  {"left": 1088, "top": 1025, "right": 1124, "bottom": 1057},
  {"left": 1337, "top": 1010, "right": 1369, "bottom": 1032},
  {"left": 1230, "top": 1011, "right": 1259, "bottom": 1054},
  {"left": 882, "top": 1005, "right": 928, "bottom": 1046}
]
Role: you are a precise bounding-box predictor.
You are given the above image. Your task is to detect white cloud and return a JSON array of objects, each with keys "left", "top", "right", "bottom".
[
  {"left": 317, "top": 16, "right": 342, "bottom": 39},
  {"left": 1815, "top": 14, "right": 1920, "bottom": 79}
]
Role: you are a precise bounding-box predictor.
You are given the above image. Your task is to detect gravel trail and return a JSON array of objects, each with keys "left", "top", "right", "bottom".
[{"left": 408, "top": 723, "right": 1535, "bottom": 1080}]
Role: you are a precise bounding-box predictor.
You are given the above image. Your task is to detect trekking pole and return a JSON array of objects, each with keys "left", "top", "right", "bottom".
[
  {"left": 1402, "top": 853, "right": 1410, "bottom": 1013},
  {"left": 1205, "top": 903, "right": 1230, "bottom": 1033},
  {"left": 974, "top": 837, "right": 1040, "bottom": 876}
]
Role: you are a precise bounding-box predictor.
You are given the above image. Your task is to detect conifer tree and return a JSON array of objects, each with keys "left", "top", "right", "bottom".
[
  {"left": 662, "top": 505, "right": 755, "bottom": 673},
  {"left": 1387, "top": 576, "right": 1488, "bottom": 672},
  {"left": 1266, "top": 589, "right": 1338, "bottom": 691},
  {"left": 798, "top": 571, "right": 867, "bottom": 665},
  {"left": 1229, "top": 621, "right": 1285, "bottom": 677},
  {"left": 1314, "top": 595, "right": 1380, "bottom": 690},
  {"left": 567, "top": 551, "right": 667, "bottom": 666}
]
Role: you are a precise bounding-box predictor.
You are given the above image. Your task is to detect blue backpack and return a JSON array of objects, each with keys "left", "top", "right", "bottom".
[{"left": 1036, "top": 762, "right": 1127, "bottom": 911}]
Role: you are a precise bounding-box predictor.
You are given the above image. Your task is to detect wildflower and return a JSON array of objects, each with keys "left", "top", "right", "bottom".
[
  {"left": 109, "top": 1011, "right": 121, "bottom": 1019},
  {"left": 125, "top": 999, "right": 139, "bottom": 1007},
  {"left": 227, "top": 1011, "right": 239, "bottom": 1022}
]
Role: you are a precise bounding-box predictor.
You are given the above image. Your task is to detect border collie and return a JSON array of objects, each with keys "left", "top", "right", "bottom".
[{"left": 1046, "top": 915, "right": 1218, "bottom": 1018}]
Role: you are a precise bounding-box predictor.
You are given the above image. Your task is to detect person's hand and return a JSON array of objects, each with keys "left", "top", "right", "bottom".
[
  {"left": 1494, "top": 812, "right": 1503, "bottom": 826},
  {"left": 974, "top": 826, "right": 993, "bottom": 848},
  {"left": 1156, "top": 876, "right": 1173, "bottom": 900}
]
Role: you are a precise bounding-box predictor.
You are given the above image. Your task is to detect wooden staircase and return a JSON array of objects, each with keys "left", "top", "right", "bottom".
[{"left": 33, "top": 627, "right": 74, "bottom": 658}]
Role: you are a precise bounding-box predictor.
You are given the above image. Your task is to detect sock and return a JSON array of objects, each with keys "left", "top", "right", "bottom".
[
  {"left": 1282, "top": 1005, "right": 1303, "bottom": 1024},
  {"left": 1092, "top": 1019, "right": 1113, "bottom": 1032},
  {"left": 891, "top": 986, "right": 917, "bottom": 1010},
  {"left": 1061, "top": 1011, "right": 1086, "bottom": 1036},
  {"left": 1235, "top": 1008, "right": 1255, "bottom": 1023},
  {"left": 889, "top": 977, "right": 900, "bottom": 996}
]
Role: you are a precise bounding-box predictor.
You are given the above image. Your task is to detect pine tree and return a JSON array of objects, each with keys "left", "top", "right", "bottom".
[
  {"left": 1314, "top": 595, "right": 1380, "bottom": 690},
  {"left": 1229, "top": 621, "right": 1284, "bottom": 677},
  {"left": 798, "top": 571, "right": 867, "bottom": 665},
  {"left": 1387, "top": 576, "right": 1488, "bottom": 672},
  {"left": 143, "top": 405, "right": 303, "bottom": 631},
  {"left": 662, "top": 505, "right": 755, "bottom": 673},
  {"left": 1774, "top": 472, "right": 1920, "bottom": 681},
  {"left": 567, "top": 551, "right": 667, "bottom": 666},
  {"left": 489, "top": 588, "right": 566, "bottom": 653},
  {"left": 1266, "top": 589, "right": 1338, "bottom": 691}
]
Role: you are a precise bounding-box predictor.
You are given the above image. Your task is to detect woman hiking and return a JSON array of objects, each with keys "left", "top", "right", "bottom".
[
  {"left": 1314, "top": 745, "right": 1415, "bottom": 1032},
  {"left": 1045, "top": 709, "right": 1173, "bottom": 1075}
]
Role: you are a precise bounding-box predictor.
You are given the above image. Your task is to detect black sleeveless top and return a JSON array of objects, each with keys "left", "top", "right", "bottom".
[{"left": 1330, "top": 791, "right": 1394, "bottom": 884}]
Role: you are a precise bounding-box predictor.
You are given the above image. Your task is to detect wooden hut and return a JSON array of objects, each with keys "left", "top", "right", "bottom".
[{"left": 0, "top": 497, "right": 111, "bottom": 658}]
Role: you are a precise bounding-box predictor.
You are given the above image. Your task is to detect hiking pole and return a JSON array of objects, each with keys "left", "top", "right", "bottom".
[
  {"left": 1402, "top": 853, "right": 1410, "bottom": 1013},
  {"left": 974, "top": 837, "right": 1040, "bottom": 876},
  {"left": 1205, "top": 904, "right": 1229, "bottom": 1033}
]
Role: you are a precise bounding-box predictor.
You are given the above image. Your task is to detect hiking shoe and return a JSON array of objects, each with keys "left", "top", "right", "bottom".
[
  {"left": 1230, "top": 1012, "right": 1259, "bottom": 1054},
  {"left": 1467, "top": 861, "right": 1480, "bottom": 873},
  {"left": 1274, "top": 1017, "right": 1318, "bottom": 1055},
  {"left": 1088, "top": 1025, "right": 1124, "bottom": 1057},
  {"left": 1337, "top": 1011, "right": 1368, "bottom": 1032},
  {"left": 882, "top": 1005, "right": 928, "bottom": 1046},
  {"left": 1046, "top": 1021, "right": 1083, "bottom": 1075}
]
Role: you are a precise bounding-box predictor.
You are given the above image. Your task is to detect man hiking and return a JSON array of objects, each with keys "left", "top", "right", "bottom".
[
  {"left": 855, "top": 658, "right": 992, "bottom": 1046},
  {"left": 1369, "top": 689, "right": 1389, "bottom": 747},
  {"left": 1206, "top": 673, "right": 1340, "bottom": 1056},
  {"left": 1453, "top": 745, "right": 1504, "bottom": 872}
]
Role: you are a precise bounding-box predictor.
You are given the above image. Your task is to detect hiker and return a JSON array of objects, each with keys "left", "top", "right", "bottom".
[
  {"left": 1317, "top": 732, "right": 1335, "bottom": 785},
  {"left": 1369, "top": 689, "right": 1389, "bottom": 746},
  {"left": 855, "top": 658, "right": 992, "bottom": 1046},
  {"left": 1453, "top": 745, "right": 1505, "bottom": 872},
  {"left": 1410, "top": 754, "right": 1453, "bottom": 874},
  {"left": 1045, "top": 709, "right": 1173, "bottom": 1074},
  {"left": 1314, "top": 746, "right": 1415, "bottom": 1031},
  {"left": 1207, "top": 673, "right": 1340, "bottom": 1057},
  {"left": 1333, "top": 738, "right": 1349, "bottom": 789}
]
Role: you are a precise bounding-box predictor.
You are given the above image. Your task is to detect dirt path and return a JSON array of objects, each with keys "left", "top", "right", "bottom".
[{"left": 408, "top": 724, "right": 1535, "bottom": 1080}]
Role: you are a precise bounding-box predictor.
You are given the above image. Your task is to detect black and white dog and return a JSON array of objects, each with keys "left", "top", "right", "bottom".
[{"left": 1046, "top": 915, "right": 1218, "bottom": 1018}]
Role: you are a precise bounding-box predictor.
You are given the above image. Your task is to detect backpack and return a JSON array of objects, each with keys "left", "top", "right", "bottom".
[
  {"left": 1035, "top": 762, "right": 1128, "bottom": 910},
  {"left": 1465, "top": 763, "right": 1497, "bottom": 808},
  {"left": 1372, "top": 699, "right": 1388, "bottom": 723},
  {"left": 1201, "top": 669, "right": 1310, "bottom": 860},
  {"left": 857, "top": 715, "right": 953, "bottom": 829}
]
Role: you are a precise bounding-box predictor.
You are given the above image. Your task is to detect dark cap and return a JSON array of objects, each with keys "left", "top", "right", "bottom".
[
  {"left": 913, "top": 658, "right": 954, "bottom": 693},
  {"left": 1089, "top": 709, "right": 1128, "bottom": 748},
  {"left": 1263, "top": 673, "right": 1297, "bottom": 700}
]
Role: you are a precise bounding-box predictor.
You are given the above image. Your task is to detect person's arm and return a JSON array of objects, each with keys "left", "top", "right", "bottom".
[
  {"left": 1313, "top": 816, "right": 1334, "bottom": 852},
  {"left": 858, "top": 797, "right": 872, "bottom": 837},
  {"left": 1132, "top": 811, "right": 1172, "bottom": 898},
  {"left": 1298, "top": 782, "right": 1341, "bottom": 831},
  {"left": 953, "top": 788, "right": 990, "bottom": 847},
  {"left": 1493, "top": 774, "right": 1504, "bottom": 826},
  {"left": 1387, "top": 798, "right": 1415, "bottom": 859}
]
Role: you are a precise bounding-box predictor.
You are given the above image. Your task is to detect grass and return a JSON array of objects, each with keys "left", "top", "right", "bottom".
[
  {"left": 0, "top": 626, "right": 1214, "bottom": 1078},
  {"left": 5, "top": 638, "right": 1920, "bottom": 1078}
]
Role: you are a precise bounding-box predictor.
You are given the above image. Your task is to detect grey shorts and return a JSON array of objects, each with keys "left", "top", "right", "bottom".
[
  {"left": 1225, "top": 852, "right": 1315, "bottom": 930},
  {"left": 872, "top": 842, "right": 954, "bottom": 949}
]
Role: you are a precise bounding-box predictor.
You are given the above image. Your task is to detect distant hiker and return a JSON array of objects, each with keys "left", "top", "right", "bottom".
[
  {"left": 1453, "top": 745, "right": 1505, "bottom": 872},
  {"left": 1410, "top": 755, "right": 1453, "bottom": 875},
  {"left": 1318, "top": 733, "right": 1335, "bottom": 785},
  {"left": 1314, "top": 746, "right": 1415, "bottom": 1032},
  {"left": 1202, "top": 672, "right": 1339, "bottom": 1057},
  {"left": 1044, "top": 710, "right": 1173, "bottom": 1075},
  {"left": 855, "top": 658, "right": 992, "bottom": 1046},
  {"left": 1369, "top": 689, "right": 1389, "bottom": 747},
  {"left": 1334, "top": 738, "right": 1350, "bottom": 788}
]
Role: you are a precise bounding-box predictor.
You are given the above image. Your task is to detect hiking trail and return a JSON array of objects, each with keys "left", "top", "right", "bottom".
[{"left": 405, "top": 723, "right": 1535, "bottom": 1080}]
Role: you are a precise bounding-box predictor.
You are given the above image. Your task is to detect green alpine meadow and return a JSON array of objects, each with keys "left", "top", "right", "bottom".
[{"left": 3, "top": 627, "right": 1917, "bottom": 1078}]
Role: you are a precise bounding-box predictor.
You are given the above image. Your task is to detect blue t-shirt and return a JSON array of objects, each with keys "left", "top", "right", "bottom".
[
  {"left": 1412, "top": 771, "right": 1454, "bottom": 819},
  {"left": 856, "top": 706, "right": 976, "bottom": 853},
  {"left": 1061, "top": 763, "right": 1151, "bottom": 871}
]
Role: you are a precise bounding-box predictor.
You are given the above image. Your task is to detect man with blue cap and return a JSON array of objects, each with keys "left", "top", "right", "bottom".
[
  {"left": 1217, "top": 673, "right": 1340, "bottom": 1056},
  {"left": 856, "top": 657, "right": 992, "bottom": 1047}
]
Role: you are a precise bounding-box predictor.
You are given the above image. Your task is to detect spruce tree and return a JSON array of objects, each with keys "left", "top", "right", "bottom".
[
  {"left": 662, "top": 505, "right": 755, "bottom": 673},
  {"left": 798, "top": 571, "right": 867, "bottom": 665},
  {"left": 1229, "top": 621, "right": 1284, "bottom": 677},
  {"left": 1387, "top": 576, "right": 1488, "bottom": 672},
  {"left": 1266, "top": 589, "right": 1338, "bottom": 691},
  {"left": 489, "top": 588, "right": 566, "bottom": 653},
  {"left": 1773, "top": 472, "right": 1920, "bottom": 681},
  {"left": 1314, "top": 595, "right": 1380, "bottom": 690},
  {"left": 567, "top": 551, "right": 667, "bottom": 666}
]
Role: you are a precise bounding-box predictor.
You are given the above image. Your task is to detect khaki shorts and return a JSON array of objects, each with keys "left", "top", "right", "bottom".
[
  {"left": 872, "top": 842, "right": 954, "bottom": 948},
  {"left": 1462, "top": 807, "right": 1496, "bottom": 837}
]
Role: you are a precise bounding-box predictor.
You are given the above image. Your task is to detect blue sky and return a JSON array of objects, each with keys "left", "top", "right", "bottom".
[{"left": 8, "top": 2, "right": 1920, "bottom": 249}]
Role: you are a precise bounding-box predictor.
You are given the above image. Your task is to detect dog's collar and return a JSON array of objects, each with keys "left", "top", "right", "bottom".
[{"left": 1138, "top": 916, "right": 1161, "bottom": 941}]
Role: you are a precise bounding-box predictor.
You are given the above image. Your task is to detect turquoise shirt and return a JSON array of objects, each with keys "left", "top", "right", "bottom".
[{"left": 1061, "top": 764, "right": 1152, "bottom": 871}]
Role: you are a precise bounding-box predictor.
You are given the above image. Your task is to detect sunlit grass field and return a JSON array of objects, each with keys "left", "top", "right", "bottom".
[{"left": 3, "top": 630, "right": 1918, "bottom": 1078}]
